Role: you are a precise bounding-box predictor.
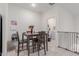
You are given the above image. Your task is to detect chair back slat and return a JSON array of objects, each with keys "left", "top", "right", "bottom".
[
  {"left": 38, "top": 31, "right": 46, "bottom": 42},
  {"left": 16, "top": 32, "right": 20, "bottom": 42}
]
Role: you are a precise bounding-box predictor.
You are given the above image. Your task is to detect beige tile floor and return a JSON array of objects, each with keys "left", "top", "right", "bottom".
[{"left": 7, "top": 40, "right": 79, "bottom": 56}]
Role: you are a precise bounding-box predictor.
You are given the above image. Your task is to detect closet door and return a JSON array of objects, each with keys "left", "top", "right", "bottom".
[{"left": 0, "top": 15, "right": 2, "bottom": 56}]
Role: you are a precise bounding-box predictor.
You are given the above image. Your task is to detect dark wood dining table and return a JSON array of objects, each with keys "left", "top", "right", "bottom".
[{"left": 23, "top": 32, "right": 48, "bottom": 56}]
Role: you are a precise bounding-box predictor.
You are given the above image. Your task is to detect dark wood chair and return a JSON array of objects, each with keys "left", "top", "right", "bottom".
[
  {"left": 37, "top": 31, "right": 46, "bottom": 56},
  {"left": 21, "top": 32, "right": 28, "bottom": 49},
  {"left": 26, "top": 34, "right": 39, "bottom": 56},
  {"left": 16, "top": 32, "right": 27, "bottom": 56}
]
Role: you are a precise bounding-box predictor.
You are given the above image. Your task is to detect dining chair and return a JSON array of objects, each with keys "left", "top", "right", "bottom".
[
  {"left": 16, "top": 32, "right": 27, "bottom": 56},
  {"left": 22, "top": 32, "right": 28, "bottom": 49},
  {"left": 15, "top": 32, "right": 38, "bottom": 56},
  {"left": 27, "top": 34, "right": 39, "bottom": 56},
  {"left": 37, "top": 31, "right": 46, "bottom": 56}
]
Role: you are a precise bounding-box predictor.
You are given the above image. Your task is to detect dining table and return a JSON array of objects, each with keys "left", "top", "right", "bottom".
[{"left": 22, "top": 32, "right": 48, "bottom": 56}]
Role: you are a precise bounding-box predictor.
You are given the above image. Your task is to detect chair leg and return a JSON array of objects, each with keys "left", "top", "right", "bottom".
[
  {"left": 34, "top": 42, "right": 37, "bottom": 52},
  {"left": 17, "top": 44, "right": 19, "bottom": 56},
  {"left": 26, "top": 43, "right": 27, "bottom": 49},
  {"left": 22, "top": 43, "right": 23, "bottom": 49},
  {"left": 32, "top": 40, "right": 34, "bottom": 53},
  {"left": 37, "top": 43, "right": 40, "bottom": 56},
  {"left": 44, "top": 42, "right": 46, "bottom": 55},
  {"left": 27, "top": 46, "right": 30, "bottom": 56},
  {"left": 34, "top": 43, "right": 37, "bottom": 52},
  {"left": 22, "top": 34, "right": 24, "bottom": 50},
  {"left": 46, "top": 35, "right": 48, "bottom": 51},
  {"left": 27, "top": 40, "right": 30, "bottom": 56}
]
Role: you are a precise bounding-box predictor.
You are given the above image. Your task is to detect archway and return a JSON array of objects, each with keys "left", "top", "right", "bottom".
[{"left": 47, "top": 17, "right": 56, "bottom": 40}]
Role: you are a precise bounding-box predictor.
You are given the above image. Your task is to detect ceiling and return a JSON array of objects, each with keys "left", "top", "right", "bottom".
[
  {"left": 57, "top": 3, "right": 79, "bottom": 16},
  {"left": 9, "top": 3, "right": 55, "bottom": 13},
  {"left": 9, "top": 3, "right": 79, "bottom": 16}
]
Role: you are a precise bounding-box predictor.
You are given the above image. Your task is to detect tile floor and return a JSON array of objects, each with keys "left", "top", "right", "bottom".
[{"left": 7, "top": 40, "right": 79, "bottom": 56}]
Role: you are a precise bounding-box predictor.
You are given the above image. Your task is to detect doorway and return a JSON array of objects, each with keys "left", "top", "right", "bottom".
[{"left": 47, "top": 17, "right": 56, "bottom": 40}]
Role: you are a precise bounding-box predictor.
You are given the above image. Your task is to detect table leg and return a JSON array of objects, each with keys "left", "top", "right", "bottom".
[
  {"left": 27, "top": 37, "right": 30, "bottom": 56},
  {"left": 46, "top": 34, "right": 48, "bottom": 51}
]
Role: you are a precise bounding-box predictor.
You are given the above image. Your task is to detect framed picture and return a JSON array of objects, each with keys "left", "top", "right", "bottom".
[
  {"left": 10, "top": 20, "right": 17, "bottom": 31},
  {"left": 11, "top": 20, "right": 17, "bottom": 25}
]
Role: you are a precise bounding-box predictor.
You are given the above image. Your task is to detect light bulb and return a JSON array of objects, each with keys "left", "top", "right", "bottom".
[{"left": 31, "top": 3, "right": 36, "bottom": 7}]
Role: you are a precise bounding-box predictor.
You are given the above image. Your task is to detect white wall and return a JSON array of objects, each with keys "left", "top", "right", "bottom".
[
  {"left": 8, "top": 4, "right": 42, "bottom": 41},
  {"left": 41, "top": 5, "right": 76, "bottom": 47},
  {"left": 41, "top": 6, "right": 58, "bottom": 31},
  {"left": 57, "top": 6, "right": 75, "bottom": 32},
  {"left": 0, "top": 3, "right": 8, "bottom": 55},
  {"left": 41, "top": 5, "right": 75, "bottom": 32},
  {"left": 75, "top": 16, "right": 79, "bottom": 32}
]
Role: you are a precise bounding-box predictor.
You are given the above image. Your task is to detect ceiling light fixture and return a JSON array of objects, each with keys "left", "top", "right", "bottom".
[{"left": 31, "top": 3, "right": 36, "bottom": 7}]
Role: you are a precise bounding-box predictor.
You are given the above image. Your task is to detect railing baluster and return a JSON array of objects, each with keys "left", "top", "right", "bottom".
[
  {"left": 76, "top": 33, "right": 78, "bottom": 52},
  {"left": 71, "top": 32, "right": 73, "bottom": 51},
  {"left": 57, "top": 31, "right": 79, "bottom": 54}
]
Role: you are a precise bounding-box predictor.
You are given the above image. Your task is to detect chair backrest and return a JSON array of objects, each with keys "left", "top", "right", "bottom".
[
  {"left": 38, "top": 31, "right": 46, "bottom": 42},
  {"left": 22, "top": 32, "right": 27, "bottom": 41}
]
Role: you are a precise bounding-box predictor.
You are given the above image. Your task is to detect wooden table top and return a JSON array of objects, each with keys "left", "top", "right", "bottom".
[{"left": 23, "top": 32, "right": 39, "bottom": 36}]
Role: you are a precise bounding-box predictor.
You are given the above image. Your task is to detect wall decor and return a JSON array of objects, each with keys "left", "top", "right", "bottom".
[{"left": 11, "top": 20, "right": 17, "bottom": 25}]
